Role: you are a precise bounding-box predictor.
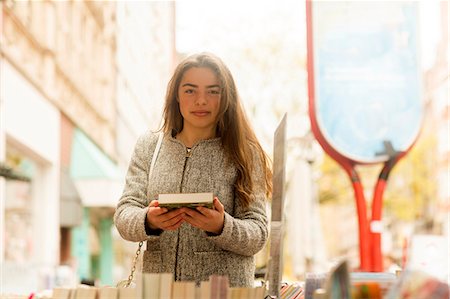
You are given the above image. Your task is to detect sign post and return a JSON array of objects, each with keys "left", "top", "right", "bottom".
[{"left": 306, "top": 1, "right": 422, "bottom": 271}]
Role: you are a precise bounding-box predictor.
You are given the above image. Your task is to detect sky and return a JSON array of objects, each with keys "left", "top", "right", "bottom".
[
  {"left": 176, "top": 1, "right": 442, "bottom": 68},
  {"left": 176, "top": 0, "right": 305, "bottom": 54}
]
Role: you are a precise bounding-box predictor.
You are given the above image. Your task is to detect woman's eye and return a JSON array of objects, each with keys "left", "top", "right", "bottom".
[
  {"left": 185, "top": 89, "right": 194, "bottom": 94},
  {"left": 209, "top": 90, "right": 220, "bottom": 95}
]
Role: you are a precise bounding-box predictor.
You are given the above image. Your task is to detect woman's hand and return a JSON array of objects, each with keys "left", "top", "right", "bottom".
[
  {"left": 181, "top": 197, "right": 225, "bottom": 234},
  {"left": 147, "top": 200, "right": 185, "bottom": 231}
]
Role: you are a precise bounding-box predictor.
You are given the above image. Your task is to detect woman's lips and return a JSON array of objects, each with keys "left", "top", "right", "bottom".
[{"left": 192, "top": 111, "right": 210, "bottom": 117}]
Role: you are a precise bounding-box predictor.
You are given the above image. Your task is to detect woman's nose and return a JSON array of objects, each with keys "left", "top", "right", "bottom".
[{"left": 195, "top": 91, "right": 207, "bottom": 105}]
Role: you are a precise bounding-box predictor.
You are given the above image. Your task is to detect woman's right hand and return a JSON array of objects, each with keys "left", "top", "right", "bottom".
[{"left": 147, "top": 200, "right": 185, "bottom": 231}]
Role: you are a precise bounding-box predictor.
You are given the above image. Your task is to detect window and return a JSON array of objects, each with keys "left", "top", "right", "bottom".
[{"left": 4, "top": 148, "right": 36, "bottom": 263}]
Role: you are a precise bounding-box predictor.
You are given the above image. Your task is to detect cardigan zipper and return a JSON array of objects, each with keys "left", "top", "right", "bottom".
[
  {"left": 174, "top": 146, "right": 191, "bottom": 281},
  {"left": 179, "top": 148, "right": 191, "bottom": 192}
]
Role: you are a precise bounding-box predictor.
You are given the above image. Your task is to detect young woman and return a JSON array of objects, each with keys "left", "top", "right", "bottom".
[{"left": 114, "top": 52, "right": 272, "bottom": 287}]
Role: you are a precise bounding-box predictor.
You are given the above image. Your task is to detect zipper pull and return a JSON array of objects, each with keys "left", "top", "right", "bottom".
[{"left": 186, "top": 147, "right": 192, "bottom": 157}]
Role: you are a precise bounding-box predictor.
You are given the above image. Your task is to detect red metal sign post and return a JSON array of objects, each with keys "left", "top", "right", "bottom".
[{"left": 306, "top": 0, "right": 421, "bottom": 272}]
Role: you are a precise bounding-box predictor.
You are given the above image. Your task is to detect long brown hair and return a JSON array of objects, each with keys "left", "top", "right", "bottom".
[{"left": 162, "top": 52, "right": 272, "bottom": 207}]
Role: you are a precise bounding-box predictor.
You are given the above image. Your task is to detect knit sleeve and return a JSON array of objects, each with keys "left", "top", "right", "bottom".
[
  {"left": 114, "top": 131, "right": 159, "bottom": 242},
  {"left": 207, "top": 149, "right": 269, "bottom": 256}
]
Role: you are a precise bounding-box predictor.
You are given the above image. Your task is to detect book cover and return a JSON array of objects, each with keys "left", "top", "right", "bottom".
[{"left": 158, "top": 193, "right": 214, "bottom": 209}]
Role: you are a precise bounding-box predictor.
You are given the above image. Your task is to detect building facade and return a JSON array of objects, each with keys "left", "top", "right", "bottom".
[
  {"left": 1, "top": 0, "right": 175, "bottom": 292},
  {"left": 113, "top": 1, "right": 175, "bottom": 284},
  {"left": 425, "top": 1, "right": 449, "bottom": 237}
]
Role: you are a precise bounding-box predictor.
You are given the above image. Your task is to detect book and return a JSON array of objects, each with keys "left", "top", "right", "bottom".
[
  {"left": 238, "top": 287, "right": 249, "bottom": 299},
  {"left": 220, "top": 276, "right": 230, "bottom": 299},
  {"left": 75, "top": 287, "right": 97, "bottom": 299},
  {"left": 310, "top": 260, "right": 350, "bottom": 299},
  {"left": 158, "top": 273, "right": 173, "bottom": 299},
  {"left": 229, "top": 287, "right": 242, "bottom": 299},
  {"left": 209, "top": 275, "right": 229, "bottom": 299},
  {"left": 158, "top": 193, "right": 214, "bottom": 209},
  {"left": 52, "top": 288, "right": 72, "bottom": 299},
  {"left": 171, "top": 281, "right": 185, "bottom": 299},
  {"left": 254, "top": 287, "right": 266, "bottom": 299},
  {"left": 350, "top": 272, "right": 396, "bottom": 296},
  {"left": 209, "top": 275, "right": 221, "bottom": 299},
  {"left": 98, "top": 287, "right": 118, "bottom": 299},
  {"left": 143, "top": 273, "right": 160, "bottom": 299},
  {"left": 198, "top": 280, "right": 211, "bottom": 299},
  {"left": 171, "top": 281, "right": 196, "bottom": 299},
  {"left": 184, "top": 281, "right": 196, "bottom": 299},
  {"left": 118, "top": 287, "right": 138, "bottom": 299},
  {"left": 385, "top": 269, "right": 450, "bottom": 299}
]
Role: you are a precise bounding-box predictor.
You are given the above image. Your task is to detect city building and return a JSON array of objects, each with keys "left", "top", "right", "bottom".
[
  {"left": 113, "top": 0, "right": 175, "bottom": 285},
  {"left": 424, "top": 1, "right": 449, "bottom": 237},
  {"left": 0, "top": 1, "right": 175, "bottom": 292}
]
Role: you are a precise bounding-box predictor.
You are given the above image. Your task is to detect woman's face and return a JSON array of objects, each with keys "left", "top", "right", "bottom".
[{"left": 178, "top": 67, "right": 221, "bottom": 134}]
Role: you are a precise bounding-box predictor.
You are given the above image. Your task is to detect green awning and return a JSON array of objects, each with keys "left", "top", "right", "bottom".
[
  {"left": 70, "top": 129, "right": 120, "bottom": 180},
  {"left": 60, "top": 167, "right": 83, "bottom": 227},
  {"left": 70, "top": 129, "right": 124, "bottom": 207}
]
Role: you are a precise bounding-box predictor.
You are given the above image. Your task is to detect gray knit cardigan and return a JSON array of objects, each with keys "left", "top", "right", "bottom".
[{"left": 114, "top": 131, "right": 268, "bottom": 287}]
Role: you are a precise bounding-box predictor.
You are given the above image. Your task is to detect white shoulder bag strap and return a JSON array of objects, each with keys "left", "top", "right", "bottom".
[
  {"left": 149, "top": 132, "right": 164, "bottom": 183},
  {"left": 119, "top": 132, "right": 164, "bottom": 288}
]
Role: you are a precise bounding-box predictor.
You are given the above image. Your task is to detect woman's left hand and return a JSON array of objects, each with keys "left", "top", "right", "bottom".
[{"left": 181, "top": 197, "right": 225, "bottom": 234}]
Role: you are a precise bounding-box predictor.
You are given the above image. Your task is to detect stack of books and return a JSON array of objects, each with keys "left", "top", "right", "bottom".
[
  {"left": 279, "top": 282, "right": 304, "bottom": 299},
  {"left": 303, "top": 260, "right": 449, "bottom": 299},
  {"left": 350, "top": 271, "right": 397, "bottom": 298},
  {"left": 385, "top": 270, "right": 449, "bottom": 299},
  {"left": 0, "top": 273, "right": 267, "bottom": 299},
  {"left": 3, "top": 263, "right": 448, "bottom": 299},
  {"left": 140, "top": 273, "right": 265, "bottom": 299},
  {"left": 1, "top": 286, "right": 135, "bottom": 299}
]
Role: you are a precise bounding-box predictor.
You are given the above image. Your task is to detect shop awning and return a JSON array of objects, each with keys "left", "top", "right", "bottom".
[
  {"left": 70, "top": 129, "right": 121, "bottom": 180},
  {"left": 60, "top": 168, "right": 83, "bottom": 227},
  {"left": 70, "top": 129, "right": 124, "bottom": 208},
  {"left": 74, "top": 178, "right": 123, "bottom": 207},
  {"left": 0, "top": 162, "right": 31, "bottom": 182}
]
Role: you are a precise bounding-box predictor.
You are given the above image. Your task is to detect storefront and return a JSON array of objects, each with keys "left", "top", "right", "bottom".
[
  {"left": 69, "top": 128, "right": 123, "bottom": 286},
  {"left": 1, "top": 59, "right": 123, "bottom": 289},
  {"left": 1, "top": 60, "right": 60, "bottom": 293}
]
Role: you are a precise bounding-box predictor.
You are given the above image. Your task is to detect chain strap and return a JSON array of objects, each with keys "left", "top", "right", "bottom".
[
  {"left": 126, "top": 241, "right": 144, "bottom": 287},
  {"left": 118, "top": 133, "right": 163, "bottom": 288}
]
